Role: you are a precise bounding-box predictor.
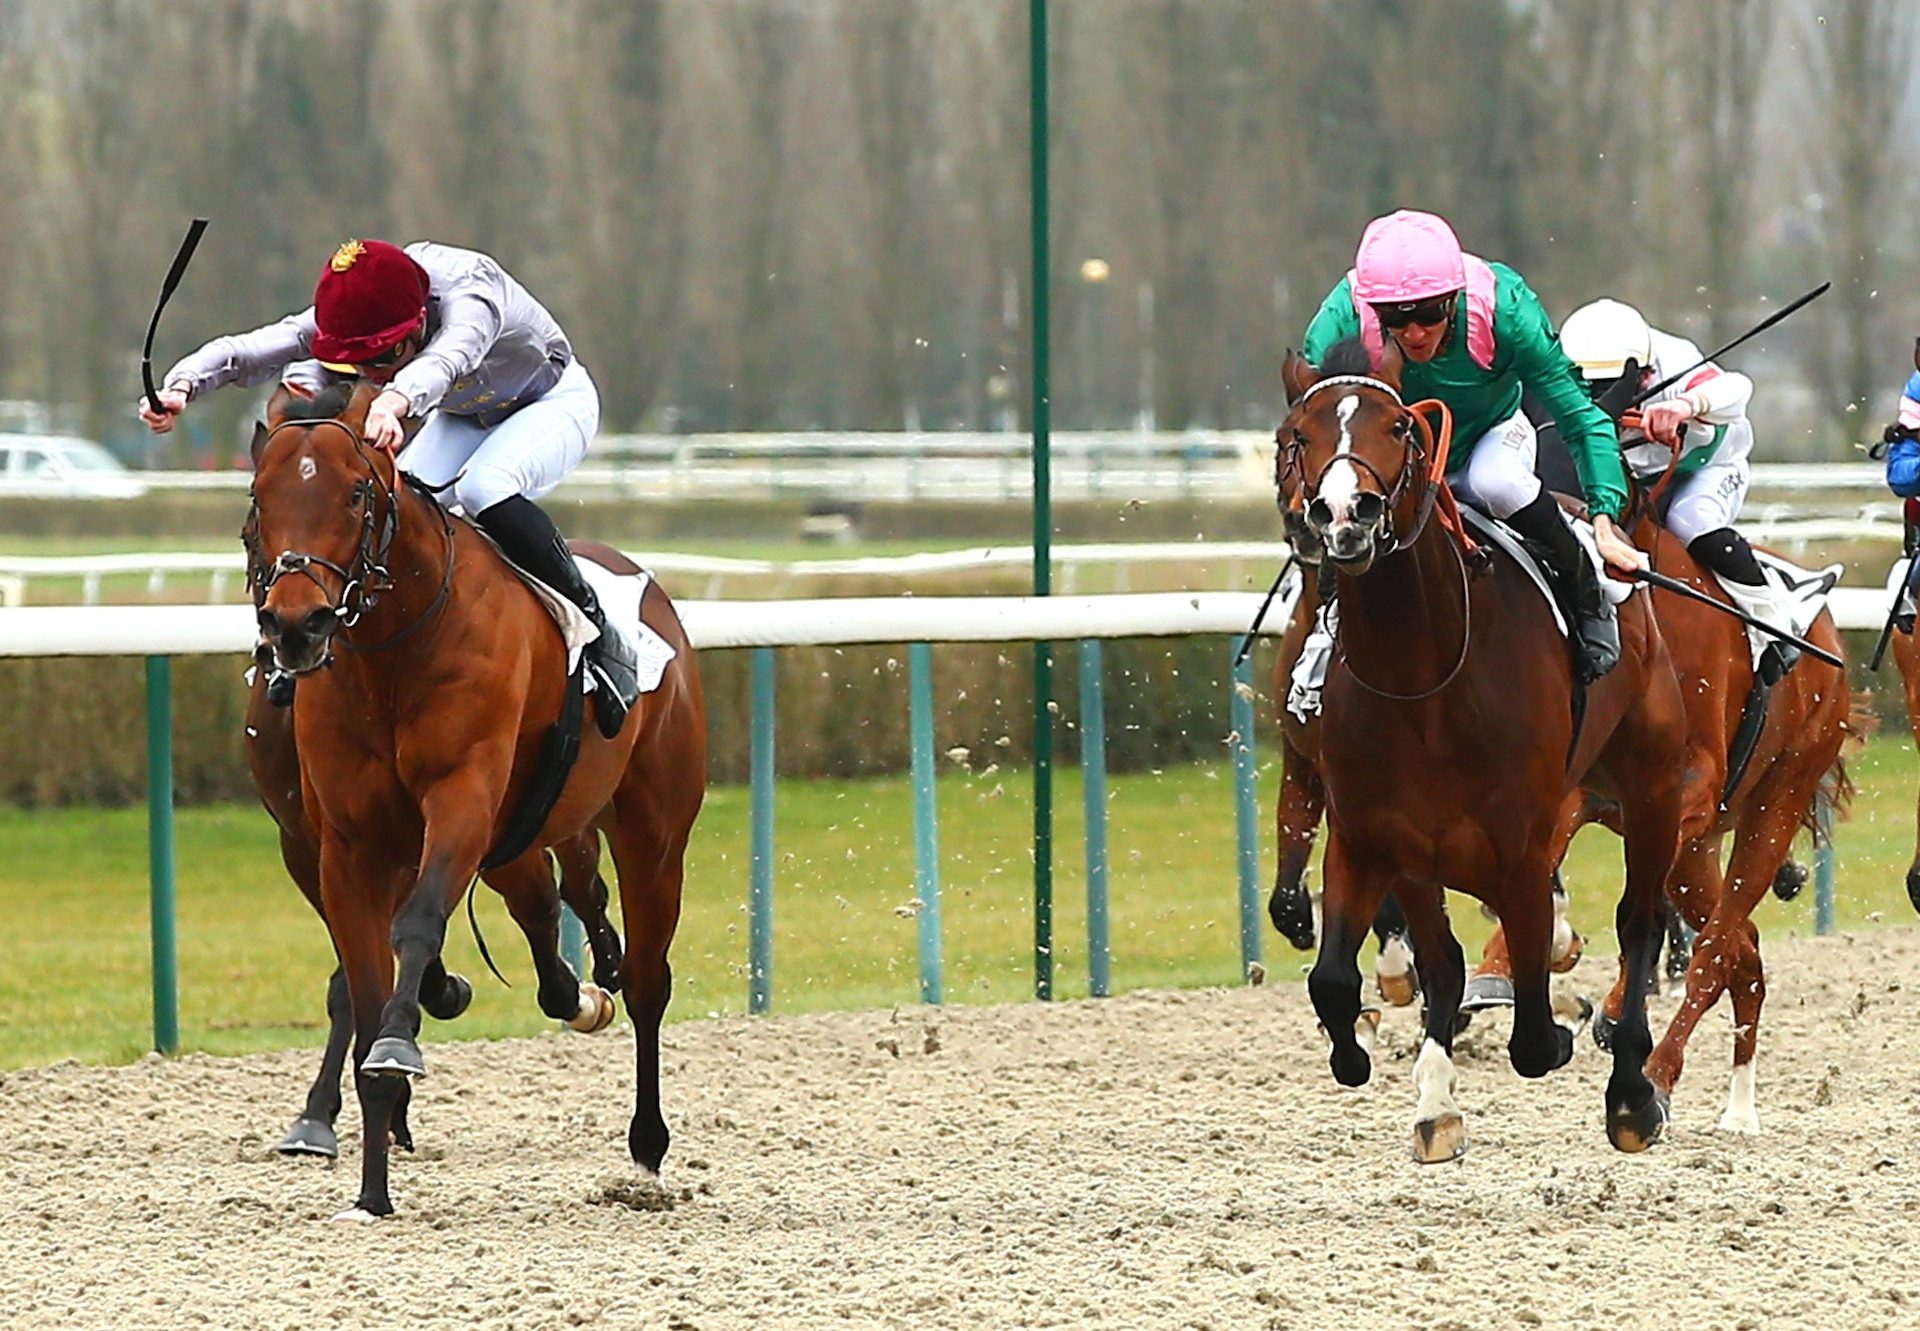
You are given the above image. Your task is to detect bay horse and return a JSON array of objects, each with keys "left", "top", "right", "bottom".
[
  {"left": 247, "top": 381, "right": 705, "bottom": 1218},
  {"left": 243, "top": 669, "right": 626, "bottom": 1159},
  {"left": 1281, "top": 340, "right": 1687, "bottom": 1160},
  {"left": 1888, "top": 543, "right": 1920, "bottom": 918}
]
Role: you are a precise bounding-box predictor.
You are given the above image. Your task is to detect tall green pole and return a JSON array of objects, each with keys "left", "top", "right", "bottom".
[
  {"left": 145, "top": 656, "right": 179, "bottom": 1054},
  {"left": 1028, "top": 0, "right": 1055, "bottom": 1001}
]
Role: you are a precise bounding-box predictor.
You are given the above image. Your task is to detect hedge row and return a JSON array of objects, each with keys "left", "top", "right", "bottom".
[{"left": 0, "top": 634, "right": 1268, "bottom": 808}]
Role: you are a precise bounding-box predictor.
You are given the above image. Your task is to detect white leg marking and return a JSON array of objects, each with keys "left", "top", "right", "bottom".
[
  {"left": 1718, "top": 1061, "right": 1760, "bottom": 1135},
  {"left": 1412, "top": 1037, "right": 1459, "bottom": 1124},
  {"left": 1376, "top": 932, "right": 1415, "bottom": 980},
  {"left": 331, "top": 1206, "right": 383, "bottom": 1224}
]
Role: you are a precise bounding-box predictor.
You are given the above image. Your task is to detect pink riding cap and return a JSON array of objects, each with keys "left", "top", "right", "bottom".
[{"left": 1349, "top": 209, "right": 1497, "bottom": 372}]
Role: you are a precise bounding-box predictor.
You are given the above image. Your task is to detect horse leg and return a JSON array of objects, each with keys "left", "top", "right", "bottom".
[
  {"left": 1394, "top": 883, "right": 1468, "bottom": 1163},
  {"left": 1266, "top": 734, "right": 1325, "bottom": 951},
  {"left": 1604, "top": 794, "right": 1678, "bottom": 1153},
  {"left": 1307, "top": 833, "right": 1390, "bottom": 1088},
  {"left": 1498, "top": 855, "right": 1575, "bottom": 1080},
  {"left": 363, "top": 781, "right": 496, "bottom": 1081},
  {"left": 493, "top": 850, "right": 617, "bottom": 1033},
  {"left": 555, "top": 831, "right": 625, "bottom": 995},
  {"left": 605, "top": 782, "right": 700, "bottom": 1178},
  {"left": 319, "top": 835, "right": 408, "bottom": 1220},
  {"left": 1370, "top": 891, "right": 1418, "bottom": 1007}
]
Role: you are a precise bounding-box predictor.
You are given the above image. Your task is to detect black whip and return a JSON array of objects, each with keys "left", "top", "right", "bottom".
[
  {"left": 1233, "top": 555, "right": 1298, "bottom": 668},
  {"left": 140, "top": 218, "right": 209, "bottom": 413}
]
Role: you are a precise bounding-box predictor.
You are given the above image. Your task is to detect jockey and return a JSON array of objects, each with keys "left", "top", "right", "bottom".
[
  {"left": 1302, "top": 210, "right": 1643, "bottom": 685},
  {"left": 138, "top": 238, "right": 643, "bottom": 733},
  {"left": 1559, "top": 297, "right": 1798, "bottom": 677},
  {"left": 1879, "top": 340, "right": 1920, "bottom": 629}
]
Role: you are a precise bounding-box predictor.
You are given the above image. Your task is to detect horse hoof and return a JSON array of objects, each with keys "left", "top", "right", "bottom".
[
  {"left": 1411, "top": 1113, "right": 1467, "bottom": 1164},
  {"left": 567, "top": 984, "right": 617, "bottom": 1034},
  {"left": 1354, "top": 1008, "right": 1382, "bottom": 1055},
  {"left": 1591, "top": 1011, "right": 1617, "bottom": 1052},
  {"left": 1374, "top": 934, "right": 1418, "bottom": 1007},
  {"left": 1329, "top": 1042, "right": 1372, "bottom": 1088},
  {"left": 1716, "top": 1105, "right": 1761, "bottom": 1136},
  {"left": 1607, "top": 1091, "right": 1669, "bottom": 1154},
  {"left": 362, "top": 1037, "right": 427, "bottom": 1079},
  {"left": 1550, "top": 932, "right": 1586, "bottom": 974},
  {"left": 275, "top": 1116, "right": 339, "bottom": 1158},
  {"left": 423, "top": 973, "right": 473, "bottom": 1022},
  {"left": 1772, "top": 860, "right": 1808, "bottom": 903},
  {"left": 1552, "top": 993, "right": 1595, "bottom": 1040},
  {"left": 1459, "top": 974, "right": 1515, "bottom": 1012},
  {"left": 331, "top": 1206, "right": 388, "bottom": 1224}
]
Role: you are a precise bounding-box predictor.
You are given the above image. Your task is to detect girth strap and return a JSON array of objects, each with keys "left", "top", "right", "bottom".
[{"left": 479, "top": 660, "right": 588, "bottom": 872}]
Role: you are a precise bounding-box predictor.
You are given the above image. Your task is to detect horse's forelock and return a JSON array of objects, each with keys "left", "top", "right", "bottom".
[{"left": 279, "top": 380, "right": 358, "bottom": 423}]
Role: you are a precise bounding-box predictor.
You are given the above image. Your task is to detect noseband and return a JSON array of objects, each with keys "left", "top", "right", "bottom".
[{"left": 247, "top": 417, "right": 455, "bottom": 657}]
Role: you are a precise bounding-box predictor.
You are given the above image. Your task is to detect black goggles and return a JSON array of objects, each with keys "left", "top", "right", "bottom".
[{"left": 1373, "top": 295, "right": 1455, "bottom": 330}]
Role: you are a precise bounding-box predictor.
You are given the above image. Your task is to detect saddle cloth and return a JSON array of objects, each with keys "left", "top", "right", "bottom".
[
  {"left": 1725, "top": 552, "right": 1839, "bottom": 668},
  {"left": 1285, "top": 509, "right": 1636, "bottom": 723},
  {"left": 465, "top": 515, "right": 676, "bottom": 695}
]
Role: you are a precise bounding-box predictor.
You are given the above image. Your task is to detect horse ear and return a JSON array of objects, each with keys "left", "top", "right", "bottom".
[
  {"left": 1374, "top": 336, "right": 1405, "bottom": 389},
  {"left": 338, "top": 381, "right": 382, "bottom": 434},
  {"left": 249, "top": 421, "right": 269, "bottom": 467},
  {"left": 264, "top": 382, "right": 310, "bottom": 427},
  {"left": 1281, "top": 349, "right": 1320, "bottom": 405}
]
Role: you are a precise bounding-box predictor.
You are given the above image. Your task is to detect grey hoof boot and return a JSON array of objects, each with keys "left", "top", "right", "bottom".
[
  {"left": 361, "top": 1036, "right": 427, "bottom": 1079},
  {"left": 1459, "top": 974, "right": 1515, "bottom": 1012},
  {"left": 275, "top": 1116, "right": 339, "bottom": 1158}
]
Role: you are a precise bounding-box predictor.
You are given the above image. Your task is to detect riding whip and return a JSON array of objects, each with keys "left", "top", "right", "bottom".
[
  {"left": 141, "top": 218, "right": 210, "bottom": 414},
  {"left": 1233, "top": 554, "right": 1298, "bottom": 668},
  {"left": 1628, "top": 281, "right": 1830, "bottom": 409},
  {"left": 1624, "top": 566, "right": 1843, "bottom": 669},
  {"left": 1867, "top": 554, "right": 1918, "bottom": 672}
]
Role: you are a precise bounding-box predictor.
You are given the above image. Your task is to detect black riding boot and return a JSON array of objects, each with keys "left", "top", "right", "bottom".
[
  {"left": 476, "top": 495, "right": 641, "bottom": 739},
  {"left": 1688, "top": 527, "right": 1799, "bottom": 683},
  {"left": 1505, "top": 490, "right": 1620, "bottom": 685}
]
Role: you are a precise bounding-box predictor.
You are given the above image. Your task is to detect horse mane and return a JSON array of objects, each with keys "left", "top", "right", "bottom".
[
  {"left": 1318, "top": 336, "right": 1373, "bottom": 378},
  {"left": 279, "top": 380, "right": 359, "bottom": 423}
]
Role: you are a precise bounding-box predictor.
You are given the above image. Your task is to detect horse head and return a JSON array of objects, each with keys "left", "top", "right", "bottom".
[
  {"left": 1278, "top": 337, "right": 1422, "bottom": 575},
  {"left": 247, "top": 380, "right": 402, "bottom": 674}
]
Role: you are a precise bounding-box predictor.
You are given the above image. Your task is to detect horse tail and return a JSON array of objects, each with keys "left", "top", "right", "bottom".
[
  {"left": 1807, "top": 689, "right": 1874, "bottom": 839},
  {"left": 466, "top": 876, "right": 511, "bottom": 988}
]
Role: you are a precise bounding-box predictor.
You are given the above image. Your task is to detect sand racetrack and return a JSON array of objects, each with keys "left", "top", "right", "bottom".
[{"left": 3, "top": 927, "right": 1918, "bottom": 1330}]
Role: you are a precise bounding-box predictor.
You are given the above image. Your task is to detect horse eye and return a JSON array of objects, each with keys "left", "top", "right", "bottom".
[
  {"left": 1292, "top": 429, "right": 1309, "bottom": 448},
  {"left": 1391, "top": 416, "right": 1411, "bottom": 437}
]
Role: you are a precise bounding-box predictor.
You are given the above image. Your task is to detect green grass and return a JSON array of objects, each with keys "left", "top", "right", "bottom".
[{"left": 3, "top": 741, "right": 1917, "bottom": 1071}]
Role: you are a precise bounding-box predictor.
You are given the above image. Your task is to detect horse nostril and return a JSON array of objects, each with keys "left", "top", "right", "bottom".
[
  {"left": 257, "top": 608, "right": 281, "bottom": 639},
  {"left": 1307, "top": 497, "right": 1334, "bottom": 531},
  {"left": 302, "top": 608, "right": 338, "bottom": 639},
  {"left": 1353, "top": 492, "right": 1386, "bottom": 527}
]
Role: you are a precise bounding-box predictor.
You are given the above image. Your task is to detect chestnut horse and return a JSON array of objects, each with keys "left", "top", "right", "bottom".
[
  {"left": 243, "top": 670, "right": 625, "bottom": 1159},
  {"left": 1888, "top": 551, "right": 1920, "bottom": 917},
  {"left": 1281, "top": 342, "right": 1686, "bottom": 1159},
  {"left": 248, "top": 381, "right": 705, "bottom": 1218}
]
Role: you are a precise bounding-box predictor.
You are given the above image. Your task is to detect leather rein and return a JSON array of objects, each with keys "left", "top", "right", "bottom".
[
  {"left": 1279, "top": 374, "right": 1479, "bottom": 701},
  {"left": 247, "top": 417, "right": 457, "bottom": 664}
]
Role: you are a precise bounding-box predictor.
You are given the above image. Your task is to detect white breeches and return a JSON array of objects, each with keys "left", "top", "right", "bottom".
[
  {"left": 1447, "top": 409, "right": 1541, "bottom": 519},
  {"left": 399, "top": 359, "right": 600, "bottom": 515},
  {"left": 1655, "top": 420, "right": 1754, "bottom": 547}
]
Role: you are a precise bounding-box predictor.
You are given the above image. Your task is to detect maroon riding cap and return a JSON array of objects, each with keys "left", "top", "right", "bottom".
[{"left": 310, "top": 239, "right": 430, "bottom": 366}]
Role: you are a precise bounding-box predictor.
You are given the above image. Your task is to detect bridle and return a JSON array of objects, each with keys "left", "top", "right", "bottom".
[
  {"left": 247, "top": 416, "right": 456, "bottom": 664},
  {"left": 1279, "top": 372, "right": 1476, "bottom": 701}
]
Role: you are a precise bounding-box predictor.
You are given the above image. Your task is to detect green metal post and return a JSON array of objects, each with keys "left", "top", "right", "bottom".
[
  {"left": 749, "top": 648, "right": 776, "bottom": 1013},
  {"left": 1029, "top": 0, "right": 1055, "bottom": 1002},
  {"left": 1814, "top": 792, "right": 1835, "bottom": 936},
  {"left": 144, "top": 656, "right": 179, "bottom": 1054},
  {"left": 908, "top": 643, "right": 944, "bottom": 1004},
  {"left": 1230, "top": 643, "right": 1262, "bottom": 980},
  {"left": 1080, "top": 640, "right": 1110, "bottom": 997}
]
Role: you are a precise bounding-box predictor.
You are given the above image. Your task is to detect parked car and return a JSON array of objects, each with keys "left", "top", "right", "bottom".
[{"left": 0, "top": 433, "right": 148, "bottom": 499}]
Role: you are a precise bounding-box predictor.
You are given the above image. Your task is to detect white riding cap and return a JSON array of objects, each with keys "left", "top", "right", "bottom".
[{"left": 1559, "top": 298, "right": 1653, "bottom": 380}]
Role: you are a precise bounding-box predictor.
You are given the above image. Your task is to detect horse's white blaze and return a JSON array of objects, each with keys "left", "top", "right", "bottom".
[
  {"left": 1718, "top": 1061, "right": 1760, "bottom": 1135},
  {"left": 1318, "top": 394, "right": 1363, "bottom": 520},
  {"left": 298, "top": 455, "right": 317, "bottom": 482},
  {"left": 1412, "top": 1037, "right": 1458, "bottom": 1123}
]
